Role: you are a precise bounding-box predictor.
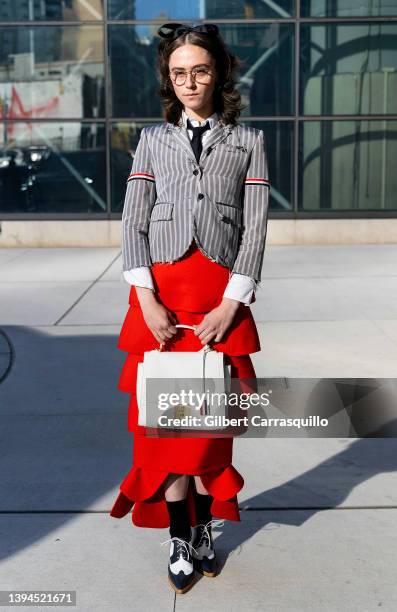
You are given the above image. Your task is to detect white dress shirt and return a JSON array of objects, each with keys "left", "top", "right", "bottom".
[{"left": 122, "top": 108, "right": 256, "bottom": 306}]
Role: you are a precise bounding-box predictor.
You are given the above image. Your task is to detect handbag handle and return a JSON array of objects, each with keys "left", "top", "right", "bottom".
[{"left": 156, "top": 323, "right": 213, "bottom": 352}]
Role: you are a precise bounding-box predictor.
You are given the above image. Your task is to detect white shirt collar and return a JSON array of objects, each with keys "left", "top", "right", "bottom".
[{"left": 181, "top": 108, "right": 219, "bottom": 129}]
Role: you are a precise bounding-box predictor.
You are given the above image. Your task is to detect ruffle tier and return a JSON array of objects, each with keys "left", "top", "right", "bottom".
[
  {"left": 117, "top": 302, "right": 261, "bottom": 360},
  {"left": 110, "top": 463, "right": 244, "bottom": 528}
]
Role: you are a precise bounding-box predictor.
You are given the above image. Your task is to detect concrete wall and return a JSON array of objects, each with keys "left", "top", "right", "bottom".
[{"left": 0, "top": 219, "right": 396, "bottom": 247}]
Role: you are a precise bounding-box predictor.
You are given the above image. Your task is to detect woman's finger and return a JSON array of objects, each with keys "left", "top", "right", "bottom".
[
  {"left": 197, "top": 327, "right": 211, "bottom": 339},
  {"left": 169, "top": 312, "right": 178, "bottom": 324},
  {"left": 152, "top": 330, "right": 162, "bottom": 344},
  {"left": 193, "top": 321, "right": 208, "bottom": 336},
  {"left": 200, "top": 329, "right": 218, "bottom": 344}
]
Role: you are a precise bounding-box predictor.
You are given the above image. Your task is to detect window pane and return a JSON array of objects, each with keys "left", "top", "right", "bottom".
[
  {"left": 0, "top": 1, "right": 103, "bottom": 21},
  {"left": 300, "top": 23, "right": 397, "bottom": 116},
  {"left": 0, "top": 26, "right": 105, "bottom": 120},
  {"left": 301, "top": 0, "right": 397, "bottom": 17},
  {"left": 299, "top": 120, "right": 397, "bottom": 211},
  {"left": 111, "top": 122, "right": 144, "bottom": 213},
  {"left": 110, "top": 120, "right": 292, "bottom": 213},
  {"left": 108, "top": 0, "right": 295, "bottom": 20},
  {"left": 0, "top": 122, "right": 106, "bottom": 213},
  {"left": 260, "top": 121, "right": 294, "bottom": 212},
  {"left": 109, "top": 23, "right": 294, "bottom": 118}
]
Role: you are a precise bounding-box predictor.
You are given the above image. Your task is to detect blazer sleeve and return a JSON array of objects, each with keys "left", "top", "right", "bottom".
[
  {"left": 231, "top": 129, "right": 270, "bottom": 287},
  {"left": 121, "top": 127, "right": 157, "bottom": 270}
]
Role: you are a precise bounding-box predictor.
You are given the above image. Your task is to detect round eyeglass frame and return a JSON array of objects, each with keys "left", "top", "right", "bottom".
[{"left": 169, "top": 67, "right": 215, "bottom": 86}]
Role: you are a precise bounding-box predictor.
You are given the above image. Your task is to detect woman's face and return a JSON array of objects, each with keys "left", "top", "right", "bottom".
[{"left": 168, "top": 43, "right": 217, "bottom": 114}]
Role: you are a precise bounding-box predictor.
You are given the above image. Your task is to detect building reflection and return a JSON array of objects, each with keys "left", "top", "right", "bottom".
[{"left": 0, "top": 0, "right": 396, "bottom": 216}]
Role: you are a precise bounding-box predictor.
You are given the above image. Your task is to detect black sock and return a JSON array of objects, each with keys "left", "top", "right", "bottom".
[
  {"left": 166, "top": 499, "right": 191, "bottom": 541},
  {"left": 193, "top": 489, "right": 213, "bottom": 531}
]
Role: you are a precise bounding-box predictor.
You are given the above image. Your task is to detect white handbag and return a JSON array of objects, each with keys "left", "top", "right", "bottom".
[{"left": 136, "top": 324, "right": 231, "bottom": 430}]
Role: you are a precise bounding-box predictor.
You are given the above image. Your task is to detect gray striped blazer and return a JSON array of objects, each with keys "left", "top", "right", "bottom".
[{"left": 121, "top": 118, "right": 270, "bottom": 286}]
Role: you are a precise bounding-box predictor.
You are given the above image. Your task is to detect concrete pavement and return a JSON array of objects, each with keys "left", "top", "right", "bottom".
[{"left": 0, "top": 244, "right": 396, "bottom": 611}]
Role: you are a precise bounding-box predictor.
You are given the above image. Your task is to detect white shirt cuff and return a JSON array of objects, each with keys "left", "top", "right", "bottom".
[
  {"left": 222, "top": 273, "right": 256, "bottom": 306},
  {"left": 122, "top": 269, "right": 255, "bottom": 305},
  {"left": 122, "top": 267, "right": 154, "bottom": 290}
]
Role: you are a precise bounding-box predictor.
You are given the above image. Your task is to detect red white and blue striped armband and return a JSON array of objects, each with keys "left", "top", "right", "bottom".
[
  {"left": 127, "top": 171, "right": 155, "bottom": 184},
  {"left": 244, "top": 176, "right": 270, "bottom": 188}
]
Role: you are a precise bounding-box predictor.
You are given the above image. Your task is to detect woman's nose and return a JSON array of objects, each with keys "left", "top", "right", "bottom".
[{"left": 185, "top": 73, "right": 196, "bottom": 87}]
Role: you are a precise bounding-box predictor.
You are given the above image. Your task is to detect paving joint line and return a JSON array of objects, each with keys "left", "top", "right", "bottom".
[{"left": 53, "top": 251, "right": 121, "bottom": 326}]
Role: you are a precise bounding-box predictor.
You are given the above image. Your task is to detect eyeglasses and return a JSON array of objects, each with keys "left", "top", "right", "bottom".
[{"left": 169, "top": 67, "right": 214, "bottom": 86}]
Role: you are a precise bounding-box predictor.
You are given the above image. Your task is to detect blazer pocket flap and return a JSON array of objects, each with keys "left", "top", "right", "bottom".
[
  {"left": 215, "top": 202, "right": 243, "bottom": 227},
  {"left": 150, "top": 202, "right": 174, "bottom": 221}
]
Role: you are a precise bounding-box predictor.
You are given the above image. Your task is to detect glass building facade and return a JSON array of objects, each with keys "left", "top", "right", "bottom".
[{"left": 0, "top": 1, "right": 396, "bottom": 220}]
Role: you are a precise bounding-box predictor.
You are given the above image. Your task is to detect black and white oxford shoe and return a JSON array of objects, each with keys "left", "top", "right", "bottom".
[
  {"left": 191, "top": 519, "right": 225, "bottom": 577},
  {"left": 160, "top": 528, "right": 198, "bottom": 594}
]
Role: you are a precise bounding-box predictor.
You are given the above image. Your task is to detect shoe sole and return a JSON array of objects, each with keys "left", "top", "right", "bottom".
[
  {"left": 193, "top": 558, "right": 218, "bottom": 578},
  {"left": 202, "top": 569, "right": 217, "bottom": 578},
  {"left": 167, "top": 574, "right": 196, "bottom": 594}
]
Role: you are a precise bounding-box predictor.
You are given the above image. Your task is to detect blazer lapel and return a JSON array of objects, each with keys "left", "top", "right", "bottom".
[
  {"left": 201, "top": 121, "right": 234, "bottom": 157},
  {"left": 166, "top": 119, "right": 234, "bottom": 163},
  {"left": 166, "top": 123, "right": 195, "bottom": 160}
]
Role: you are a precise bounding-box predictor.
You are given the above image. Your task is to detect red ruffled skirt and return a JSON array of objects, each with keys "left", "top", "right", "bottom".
[{"left": 109, "top": 240, "right": 261, "bottom": 528}]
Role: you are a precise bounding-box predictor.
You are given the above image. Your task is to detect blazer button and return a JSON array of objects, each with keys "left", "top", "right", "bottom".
[
  {"left": 197, "top": 193, "right": 204, "bottom": 199},
  {"left": 193, "top": 169, "right": 199, "bottom": 175}
]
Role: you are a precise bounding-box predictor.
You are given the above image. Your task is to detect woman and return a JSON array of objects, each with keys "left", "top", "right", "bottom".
[{"left": 110, "top": 22, "right": 270, "bottom": 594}]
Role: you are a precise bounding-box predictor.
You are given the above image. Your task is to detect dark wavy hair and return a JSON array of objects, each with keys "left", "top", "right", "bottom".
[{"left": 156, "top": 27, "right": 246, "bottom": 126}]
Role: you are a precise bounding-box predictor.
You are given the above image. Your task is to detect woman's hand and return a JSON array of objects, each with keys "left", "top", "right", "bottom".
[
  {"left": 135, "top": 287, "right": 178, "bottom": 345},
  {"left": 194, "top": 298, "right": 241, "bottom": 345}
]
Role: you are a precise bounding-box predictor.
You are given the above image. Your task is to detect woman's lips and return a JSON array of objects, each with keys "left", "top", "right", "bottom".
[{"left": 184, "top": 94, "right": 198, "bottom": 97}]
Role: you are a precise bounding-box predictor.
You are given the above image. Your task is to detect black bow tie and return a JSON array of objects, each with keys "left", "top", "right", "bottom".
[{"left": 186, "top": 118, "right": 211, "bottom": 162}]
